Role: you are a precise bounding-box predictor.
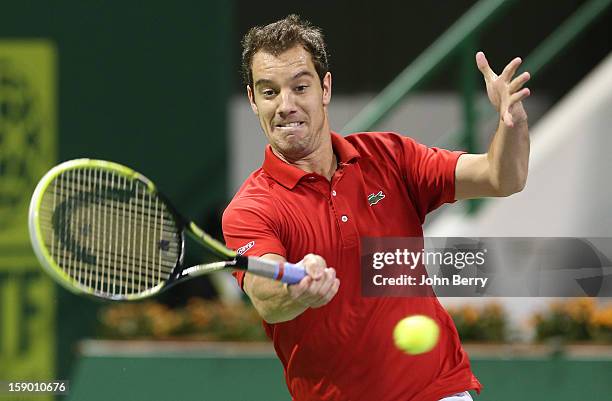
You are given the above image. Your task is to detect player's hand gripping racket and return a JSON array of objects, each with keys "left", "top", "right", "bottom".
[{"left": 28, "top": 159, "right": 306, "bottom": 300}]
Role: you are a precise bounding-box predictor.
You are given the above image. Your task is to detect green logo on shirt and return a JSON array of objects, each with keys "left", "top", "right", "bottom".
[{"left": 368, "top": 191, "right": 385, "bottom": 206}]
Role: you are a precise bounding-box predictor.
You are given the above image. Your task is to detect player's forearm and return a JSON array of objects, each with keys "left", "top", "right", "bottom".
[
  {"left": 244, "top": 273, "right": 308, "bottom": 323},
  {"left": 486, "top": 106, "right": 530, "bottom": 196}
]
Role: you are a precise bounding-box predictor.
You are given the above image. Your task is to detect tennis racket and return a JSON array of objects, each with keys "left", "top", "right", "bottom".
[{"left": 28, "top": 159, "right": 306, "bottom": 301}]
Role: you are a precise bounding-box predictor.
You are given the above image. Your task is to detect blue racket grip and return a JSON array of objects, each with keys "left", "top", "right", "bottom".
[
  {"left": 278, "top": 262, "right": 307, "bottom": 284},
  {"left": 246, "top": 257, "right": 306, "bottom": 285}
]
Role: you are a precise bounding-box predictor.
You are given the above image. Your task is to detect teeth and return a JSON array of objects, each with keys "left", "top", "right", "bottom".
[{"left": 278, "top": 122, "right": 302, "bottom": 128}]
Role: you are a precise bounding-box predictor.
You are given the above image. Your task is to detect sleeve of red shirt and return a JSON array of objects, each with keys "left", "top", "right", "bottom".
[
  {"left": 221, "top": 197, "right": 287, "bottom": 290},
  {"left": 399, "top": 135, "right": 465, "bottom": 222}
]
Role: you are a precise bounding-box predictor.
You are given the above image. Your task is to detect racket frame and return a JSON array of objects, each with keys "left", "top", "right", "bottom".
[
  {"left": 29, "top": 158, "right": 305, "bottom": 301},
  {"left": 29, "top": 159, "right": 181, "bottom": 300}
]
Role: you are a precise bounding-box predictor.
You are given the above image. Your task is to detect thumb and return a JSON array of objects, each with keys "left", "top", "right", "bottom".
[
  {"left": 305, "top": 263, "right": 323, "bottom": 280},
  {"left": 476, "top": 51, "right": 494, "bottom": 81},
  {"left": 300, "top": 254, "right": 325, "bottom": 279}
]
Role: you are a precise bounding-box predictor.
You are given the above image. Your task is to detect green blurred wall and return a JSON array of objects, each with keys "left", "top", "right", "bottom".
[
  {"left": 66, "top": 352, "right": 612, "bottom": 401},
  {"left": 68, "top": 355, "right": 290, "bottom": 401},
  {"left": 0, "top": 0, "right": 232, "bottom": 390}
]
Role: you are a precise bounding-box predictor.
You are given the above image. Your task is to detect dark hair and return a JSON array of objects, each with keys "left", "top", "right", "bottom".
[{"left": 241, "top": 14, "right": 329, "bottom": 88}]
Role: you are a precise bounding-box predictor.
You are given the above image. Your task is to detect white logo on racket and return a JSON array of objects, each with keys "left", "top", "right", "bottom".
[{"left": 236, "top": 240, "right": 255, "bottom": 255}]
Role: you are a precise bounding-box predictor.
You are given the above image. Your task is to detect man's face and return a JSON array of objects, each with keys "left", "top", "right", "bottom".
[{"left": 247, "top": 45, "right": 332, "bottom": 161}]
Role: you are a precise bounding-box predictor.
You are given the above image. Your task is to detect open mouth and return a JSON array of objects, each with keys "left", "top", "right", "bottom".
[{"left": 275, "top": 121, "right": 305, "bottom": 130}]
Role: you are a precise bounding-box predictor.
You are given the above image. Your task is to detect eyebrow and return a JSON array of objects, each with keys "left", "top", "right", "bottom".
[{"left": 254, "top": 70, "right": 315, "bottom": 88}]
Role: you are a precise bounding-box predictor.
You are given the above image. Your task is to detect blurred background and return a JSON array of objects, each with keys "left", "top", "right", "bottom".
[{"left": 0, "top": 0, "right": 611, "bottom": 400}]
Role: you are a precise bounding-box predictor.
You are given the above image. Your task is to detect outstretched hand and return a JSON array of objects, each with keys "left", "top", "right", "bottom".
[{"left": 476, "top": 51, "right": 530, "bottom": 128}]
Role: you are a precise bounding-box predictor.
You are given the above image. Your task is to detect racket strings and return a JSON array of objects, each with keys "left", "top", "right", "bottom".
[
  {"left": 38, "top": 167, "right": 181, "bottom": 297},
  {"left": 38, "top": 195, "right": 178, "bottom": 263}
]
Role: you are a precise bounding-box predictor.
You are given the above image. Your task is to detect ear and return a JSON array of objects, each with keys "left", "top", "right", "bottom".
[
  {"left": 322, "top": 72, "right": 332, "bottom": 106},
  {"left": 247, "top": 85, "right": 258, "bottom": 115}
]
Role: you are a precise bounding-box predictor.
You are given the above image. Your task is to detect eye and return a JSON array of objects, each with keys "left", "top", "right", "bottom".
[
  {"left": 295, "top": 85, "right": 308, "bottom": 93},
  {"left": 261, "top": 89, "right": 276, "bottom": 97}
]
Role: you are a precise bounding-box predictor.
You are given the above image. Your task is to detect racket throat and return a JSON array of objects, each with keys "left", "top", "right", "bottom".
[{"left": 177, "top": 255, "right": 246, "bottom": 280}]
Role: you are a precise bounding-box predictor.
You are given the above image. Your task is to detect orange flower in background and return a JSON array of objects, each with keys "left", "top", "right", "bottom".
[
  {"left": 98, "top": 298, "right": 267, "bottom": 341},
  {"left": 564, "top": 298, "right": 596, "bottom": 322},
  {"left": 461, "top": 306, "right": 479, "bottom": 325},
  {"left": 447, "top": 302, "right": 508, "bottom": 343},
  {"left": 591, "top": 306, "right": 612, "bottom": 328},
  {"left": 143, "top": 302, "right": 185, "bottom": 337},
  {"left": 185, "top": 298, "right": 215, "bottom": 328},
  {"left": 483, "top": 303, "right": 503, "bottom": 317},
  {"left": 533, "top": 298, "right": 612, "bottom": 343}
]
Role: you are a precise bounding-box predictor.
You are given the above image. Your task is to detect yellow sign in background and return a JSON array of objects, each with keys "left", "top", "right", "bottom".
[{"left": 0, "top": 40, "right": 56, "bottom": 401}]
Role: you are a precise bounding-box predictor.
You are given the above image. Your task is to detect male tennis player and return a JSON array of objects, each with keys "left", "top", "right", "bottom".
[{"left": 223, "top": 14, "right": 530, "bottom": 401}]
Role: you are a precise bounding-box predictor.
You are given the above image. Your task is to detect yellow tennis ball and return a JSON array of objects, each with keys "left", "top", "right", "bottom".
[{"left": 393, "top": 315, "right": 440, "bottom": 355}]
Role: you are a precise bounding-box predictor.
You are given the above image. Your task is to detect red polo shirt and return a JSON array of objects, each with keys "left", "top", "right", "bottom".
[{"left": 222, "top": 132, "right": 482, "bottom": 401}]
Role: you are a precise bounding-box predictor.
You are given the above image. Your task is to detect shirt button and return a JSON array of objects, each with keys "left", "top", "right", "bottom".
[
  {"left": 332, "top": 190, "right": 337, "bottom": 196},
  {"left": 341, "top": 215, "right": 348, "bottom": 223}
]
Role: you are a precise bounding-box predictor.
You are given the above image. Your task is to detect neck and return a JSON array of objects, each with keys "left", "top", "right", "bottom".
[
  {"left": 272, "top": 130, "right": 337, "bottom": 181},
  {"left": 293, "top": 144, "right": 337, "bottom": 181}
]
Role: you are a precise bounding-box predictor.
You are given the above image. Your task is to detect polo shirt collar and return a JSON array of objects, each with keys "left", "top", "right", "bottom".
[{"left": 262, "top": 131, "right": 361, "bottom": 190}]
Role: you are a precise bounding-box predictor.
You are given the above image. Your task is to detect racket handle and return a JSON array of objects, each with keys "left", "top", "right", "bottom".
[
  {"left": 246, "top": 257, "right": 306, "bottom": 285},
  {"left": 278, "top": 262, "right": 307, "bottom": 284}
]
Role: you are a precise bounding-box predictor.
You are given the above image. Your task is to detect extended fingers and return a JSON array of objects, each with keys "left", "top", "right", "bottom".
[
  {"left": 502, "top": 88, "right": 530, "bottom": 127},
  {"left": 510, "top": 87, "right": 531, "bottom": 104},
  {"left": 509, "top": 72, "right": 530, "bottom": 94},
  {"left": 501, "top": 57, "right": 523, "bottom": 81}
]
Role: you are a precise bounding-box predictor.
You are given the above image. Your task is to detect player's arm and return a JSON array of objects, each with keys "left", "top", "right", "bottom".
[
  {"left": 455, "top": 52, "right": 531, "bottom": 200},
  {"left": 243, "top": 253, "right": 340, "bottom": 324}
]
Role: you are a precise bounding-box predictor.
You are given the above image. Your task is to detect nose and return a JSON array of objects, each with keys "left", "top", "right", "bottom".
[{"left": 277, "top": 90, "right": 297, "bottom": 119}]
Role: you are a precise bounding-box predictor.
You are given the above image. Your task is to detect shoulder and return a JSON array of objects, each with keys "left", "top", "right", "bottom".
[
  {"left": 222, "top": 169, "right": 278, "bottom": 226},
  {"left": 343, "top": 132, "right": 423, "bottom": 172},
  {"left": 344, "top": 131, "right": 420, "bottom": 157}
]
